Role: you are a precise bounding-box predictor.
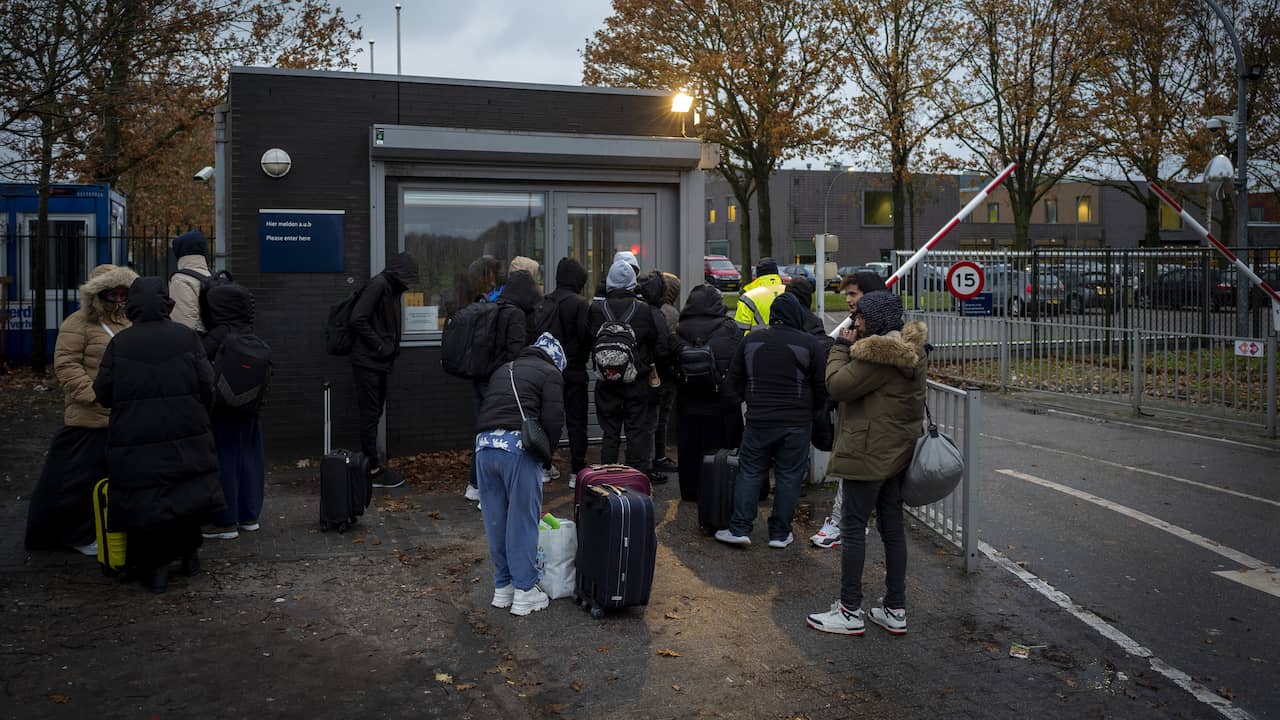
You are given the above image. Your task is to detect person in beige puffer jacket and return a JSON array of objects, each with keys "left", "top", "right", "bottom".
[{"left": 24, "top": 263, "right": 137, "bottom": 554}]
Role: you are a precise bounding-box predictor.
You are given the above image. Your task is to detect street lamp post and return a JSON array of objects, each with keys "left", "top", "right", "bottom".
[
  {"left": 819, "top": 166, "right": 855, "bottom": 319},
  {"left": 368, "top": 40, "right": 375, "bottom": 73},
  {"left": 1201, "top": 0, "right": 1250, "bottom": 335},
  {"left": 395, "top": 3, "right": 402, "bottom": 75}
]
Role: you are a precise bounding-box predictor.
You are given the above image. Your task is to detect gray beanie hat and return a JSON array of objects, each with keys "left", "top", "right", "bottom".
[
  {"left": 857, "top": 291, "right": 904, "bottom": 336},
  {"left": 606, "top": 259, "right": 638, "bottom": 291}
]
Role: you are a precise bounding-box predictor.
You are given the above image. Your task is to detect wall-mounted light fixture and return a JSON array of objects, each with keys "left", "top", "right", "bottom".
[
  {"left": 261, "top": 148, "right": 292, "bottom": 178},
  {"left": 672, "top": 91, "right": 695, "bottom": 137}
]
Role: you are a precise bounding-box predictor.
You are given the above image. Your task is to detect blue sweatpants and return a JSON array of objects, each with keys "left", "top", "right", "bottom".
[
  {"left": 211, "top": 413, "right": 265, "bottom": 527},
  {"left": 476, "top": 446, "right": 543, "bottom": 591}
]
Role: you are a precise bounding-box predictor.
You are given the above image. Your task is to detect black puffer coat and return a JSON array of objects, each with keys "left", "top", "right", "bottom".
[
  {"left": 545, "top": 258, "right": 591, "bottom": 376},
  {"left": 500, "top": 269, "right": 540, "bottom": 354},
  {"left": 351, "top": 252, "right": 418, "bottom": 373},
  {"left": 475, "top": 346, "right": 566, "bottom": 450},
  {"left": 729, "top": 292, "right": 828, "bottom": 428},
  {"left": 93, "top": 277, "right": 223, "bottom": 530},
  {"left": 785, "top": 278, "right": 833, "bottom": 351},
  {"left": 675, "top": 285, "right": 742, "bottom": 416}
]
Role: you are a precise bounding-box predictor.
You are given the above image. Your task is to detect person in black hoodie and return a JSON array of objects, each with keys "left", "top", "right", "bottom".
[
  {"left": 588, "top": 260, "right": 672, "bottom": 484},
  {"left": 673, "top": 284, "right": 743, "bottom": 500},
  {"left": 198, "top": 282, "right": 267, "bottom": 540},
  {"left": 93, "top": 277, "right": 223, "bottom": 593},
  {"left": 539, "top": 258, "right": 591, "bottom": 482},
  {"left": 350, "top": 252, "right": 419, "bottom": 488},
  {"left": 784, "top": 277, "right": 834, "bottom": 352},
  {"left": 474, "top": 333, "right": 566, "bottom": 616},
  {"left": 717, "top": 292, "right": 828, "bottom": 549}
]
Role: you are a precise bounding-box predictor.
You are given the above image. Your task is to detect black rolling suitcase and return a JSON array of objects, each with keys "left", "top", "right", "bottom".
[
  {"left": 575, "top": 484, "right": 656, "bottom": 618},
  {"left": 319, "top": 382, "right": 371, "bottom": 532},
  {"left": 698, "top": 449, "right": 737, "bottom": 532}
]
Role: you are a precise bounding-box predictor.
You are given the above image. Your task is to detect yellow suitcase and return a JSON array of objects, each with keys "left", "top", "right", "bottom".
[{"left": 92, "top": 478, "right": 127, "bottom": 576}]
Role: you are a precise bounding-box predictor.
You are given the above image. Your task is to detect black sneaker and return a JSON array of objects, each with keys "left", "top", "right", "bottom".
[
  {"left": 180, "top": 551, "right": 201, "bottom": 577},
  {"left": 653, "top": 456, "right": 678, "bottom": 473},
  {"left": 371, "top": 468, "right": 405, "bottom": 489},
  {"left": 648, "top": 471, "right": 669, "bottom": 485},
  {"left": 145, "top": 567, "right": 169, "bottom": 594}
]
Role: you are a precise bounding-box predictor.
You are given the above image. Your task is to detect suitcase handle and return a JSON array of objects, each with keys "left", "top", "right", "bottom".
[
  {"left": 589, "top": 464, "right": 631, "bottom": 472},
  {"left": 323, "top": 381, "right": 331, "bottom": 455}
]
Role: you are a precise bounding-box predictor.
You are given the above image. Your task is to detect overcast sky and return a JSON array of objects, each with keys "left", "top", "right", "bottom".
[{"left": 341, "top": 0, "right": 614, "bottom": 85}]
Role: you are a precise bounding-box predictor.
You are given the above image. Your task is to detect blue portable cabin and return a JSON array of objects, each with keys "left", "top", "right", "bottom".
[{"left": 0, "top": 182, "right": 128, "bottom": 363}]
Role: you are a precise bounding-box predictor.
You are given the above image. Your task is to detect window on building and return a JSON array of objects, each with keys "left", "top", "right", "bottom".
[
  {"left": 1076, "top": 196, "right": 1092, "bottom": 223},
  {"left": 1249, "top": 206, "right": 1264, "bottom": 222},
  {"left": 1044, "top": 199, "right": 1058, "bottom": 224},
  {"left": 863, "top": 191, "right": 892, "bottom": 226},
  {"left": 1160, "top": 203, "right": 1182, "bottom": 230},
  {"left": 727, "top": 197, "right": 737, "bottom": 222},
  {"left": 987, "top": 203, "right": 999, "bottom": 223},
  {"left": 399, "top": 188, "right": 546, "bottom": 336},
  {"left": 707, "top": 198, "right": 716, "bottom": 224}
]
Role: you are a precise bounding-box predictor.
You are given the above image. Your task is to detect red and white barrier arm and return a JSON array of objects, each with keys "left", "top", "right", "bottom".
[
  {"left": 886, "top": 162, "right": 1018, "bottom": 290},
  {"left": 1148, "top": 182, "right": 1280, "bottom": 325}
]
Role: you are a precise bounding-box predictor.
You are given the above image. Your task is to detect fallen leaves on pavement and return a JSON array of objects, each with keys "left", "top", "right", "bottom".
[
  {"left": 656, "top": 648, "right": 681, "bottom": 657},
  {"left": 435, "top": 672, "right": 453, "bottom": 683},
  {"left": 387, "top": 450, "right": 472, "bottom": 493}
]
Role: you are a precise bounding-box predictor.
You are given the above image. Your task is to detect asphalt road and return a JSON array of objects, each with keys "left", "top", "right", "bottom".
[{"left": 973, "top": 400, "right": 1280, "bottom": 719}]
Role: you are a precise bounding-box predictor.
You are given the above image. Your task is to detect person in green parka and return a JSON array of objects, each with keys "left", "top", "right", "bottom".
[{"left": 806, "top": 291, "right": 927, "bottom": 637}]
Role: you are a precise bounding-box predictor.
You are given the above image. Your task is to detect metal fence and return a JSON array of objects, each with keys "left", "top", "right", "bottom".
[{"left": 907, "top": 380, "right": 982, "bottom": 573}]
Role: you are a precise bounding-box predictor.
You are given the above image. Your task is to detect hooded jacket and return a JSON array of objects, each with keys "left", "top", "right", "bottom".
[
  {"left": 675, "top": 284, "right": 741, "bottom": 416},
  {"left": 543, "top": 257, "right": 591, "bottom": 375},
  {"left": 93, "top": 277, "right": 223, "bottom": 530},
  {"left": 729, "top": 292, "right": 828, "bottom": 427},
  {"left": 825, "top": 319, "right": 928, "bottom": 482},
  {"left": 733, "top": 272, "right": 786, "bottom": 331},
  {"left": 350, "top": 252, "right": 418, "bottom": 373},
  {"left": 200, "top": 281, "right": 254, "bottom": 359},
  {"left": 498, "top": 269, "right": 540, "bottom": 362},
  {"left": 785, "top": 278, "right": 834, "bottom": 351},
  {"left": 168, "top": 231, "right": 211, "bottom": 331},
  {"left": 53, "top": 264, "right": 138, "bottom": 428},
  {"left": 474, "top": 345, "right": 565, "bottom": 450},
  {"left": 588, "top": 286, "right": 670, "bottom": 383}
]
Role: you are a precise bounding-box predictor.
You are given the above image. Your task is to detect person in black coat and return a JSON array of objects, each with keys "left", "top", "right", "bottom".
[
  {"left": 474, "top": 333, "right": 566, "bottom": 616},
  {"left": 199, "top": 281, "right": 267, "bottom": 540},
  {"left": 349, "top": 252, "right": 419, "bottom": 488},
  {"left": 542, "top": 257, "right": 592, "bottom": 482},
  {"left": 785, "top": 277, "right": 835, "bottom": 353},
  {"left": 587, "top": 260, "right": 672, "bottom": 484},
  {"left": 673, "top": 284, "right": 743, "bottom": 501},
  {"left": 93, "top": 277, "right": 223, "bottom": 593}
]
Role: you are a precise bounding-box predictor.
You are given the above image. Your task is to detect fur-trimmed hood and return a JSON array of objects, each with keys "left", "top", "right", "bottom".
[
  {"left": 80, "top": 264, "right": 139, "bottom": 323},
  {"left": 849, "top": 320, "right": 928, "bottom": 374}
]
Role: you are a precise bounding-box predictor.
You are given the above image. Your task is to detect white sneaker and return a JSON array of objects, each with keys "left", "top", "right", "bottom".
[
  {"left": 491, "top": 584, "right": 515, "bottom": 608},
  {"left": 568, "top": 472, "right": 576, "bottom": 489},
  {"left": 541, "top": 469, "right": 551, "bottom": 484},
  {"left": 72, "top": 541, "right": 98, "bottom": 556},
  {"left": 869, "top": 602, "right": 908, "bottom": 635},
  {"left": 464, "top": 484, "right": 480, "bottom": 501},
  {"left": 510, "top": 585, "right": 550, "bottom": 616},
  {"left": 768, "top": 533, "right": 794, "bottom": 549},
  {"left": 806, "top": 600, "right": 865, "bottom": 636},
  {"left": 548, "top": 465, "right": 561, "bottom": 481},
  {"left": 714, "top": 529, "right": 751, "bottom": 546},
  {"left": 810, "top": 517, "right": 841, "bottom": 548},
  {"left": 238, "top": 522, "right": 261, "bottom": 532}
]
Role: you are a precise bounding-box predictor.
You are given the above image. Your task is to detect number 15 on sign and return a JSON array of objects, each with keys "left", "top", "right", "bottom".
[{"left": 946, "top": 261, "right": 985, "bottom": 301}]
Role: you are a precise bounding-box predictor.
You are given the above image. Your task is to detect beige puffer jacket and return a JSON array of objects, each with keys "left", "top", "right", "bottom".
[{"left": 53, "top": 264, "right": 138, "bottom": 428}]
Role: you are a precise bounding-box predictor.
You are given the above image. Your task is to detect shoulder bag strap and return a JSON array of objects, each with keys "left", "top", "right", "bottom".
[{"left": 508, "top": 364, "right": 527, "bottom": 421}]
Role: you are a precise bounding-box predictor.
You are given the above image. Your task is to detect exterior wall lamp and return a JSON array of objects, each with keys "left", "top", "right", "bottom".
[{"left": 260, "top": 148, "right": 292, "bottom": 178}]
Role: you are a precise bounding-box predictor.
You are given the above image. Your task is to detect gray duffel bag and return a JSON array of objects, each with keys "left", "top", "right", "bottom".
[{"left": 902, "top": 403, "right": 964, "bottom": 507}]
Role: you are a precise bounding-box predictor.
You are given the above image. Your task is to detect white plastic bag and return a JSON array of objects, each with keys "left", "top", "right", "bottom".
[{"left": 536, "top": 517, "right": 577, "bottom": 599}]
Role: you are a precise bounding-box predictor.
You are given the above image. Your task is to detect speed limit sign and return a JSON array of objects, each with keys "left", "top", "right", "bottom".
[{"left": 946, "top": 261, "right": 985, "bottom": 300}]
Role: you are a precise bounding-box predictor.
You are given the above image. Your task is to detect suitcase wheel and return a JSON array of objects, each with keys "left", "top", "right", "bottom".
[{"left": 590, "top": 607, "right": 605, "bottom": 620}]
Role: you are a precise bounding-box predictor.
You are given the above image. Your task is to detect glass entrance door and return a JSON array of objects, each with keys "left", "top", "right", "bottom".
[{"left": 553, "top": 193, "right": 657, "bottom": 295}]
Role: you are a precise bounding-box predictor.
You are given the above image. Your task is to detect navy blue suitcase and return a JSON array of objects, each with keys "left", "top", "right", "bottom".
[{"left": 575, "top": 484, "right": 656, "bottom": 618}]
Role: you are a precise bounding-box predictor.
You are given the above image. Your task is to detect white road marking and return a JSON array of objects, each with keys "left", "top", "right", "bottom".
[
  {"left": 1043, "top": 407, "right": 1279, "bottom": 452},
  {"left": 984, "top": 434, "right": 1280, "bottom": 509},
  {"left": 1212, "top": 568, "right": 1280, "bottom": 596},
  {"left": 980, "top": 541, "right": 1254, "bottom": 720}
]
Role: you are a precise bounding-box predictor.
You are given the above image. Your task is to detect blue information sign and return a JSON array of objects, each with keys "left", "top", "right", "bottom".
[
  {"left": 258, "top": 209, "right": 345, "bottom": 273},
  {"left": 960, "top": 292, "right": 993, "bottom": 317}
]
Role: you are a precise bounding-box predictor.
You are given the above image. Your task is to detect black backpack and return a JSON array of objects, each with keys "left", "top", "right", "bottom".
[
  {"left": 325, "top": 284, "right": 364, "bottom": 356},
  {"left": 212, "top": 331, "right": 272, "bottom": 414},
  {"left": 441, "top": 301, "right": 502, "bottom": 380},
  {"left": 590, "top": 299, "right": 640, "bottom": 383},
  {"left": 528, "top": 293, "right": 563, "bottom": 341},
  {"left": 678, "top": 337, "right": 723, "bottom": 391}
]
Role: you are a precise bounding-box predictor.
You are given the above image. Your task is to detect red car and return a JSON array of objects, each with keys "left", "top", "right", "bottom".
[{"left": 704, "top": 255, "right": 741, "bottom": 291}]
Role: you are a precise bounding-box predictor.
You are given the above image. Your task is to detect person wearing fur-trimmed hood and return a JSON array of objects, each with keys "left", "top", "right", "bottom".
[
  {"left": 24, "top": 263, "right": 137, "bottom": 555},
  {"left": 807, "top": 291, "right": 927, "bottom": 638}
]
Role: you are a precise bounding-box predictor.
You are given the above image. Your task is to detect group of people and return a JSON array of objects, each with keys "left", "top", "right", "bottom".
[
  {"left": 24, "top": 231, "right": 268, "bottom": 593},
  {"left": 453, "top": 251, "right": 929, "bottom": 634}
]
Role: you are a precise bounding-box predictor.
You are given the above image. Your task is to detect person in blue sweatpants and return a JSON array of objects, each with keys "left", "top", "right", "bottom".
[{"left": 475, "top": 333, "right": 566, "bottom": 616}]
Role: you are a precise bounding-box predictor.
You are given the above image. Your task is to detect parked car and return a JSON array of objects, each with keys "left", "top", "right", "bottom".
[
  {"left": 1212, "top": 266, "right": 1280, "bottom": 310},
  {"left": 782, "top": 263, "right": 814, "bottom": 286},
  {"left": 1056, "top": 269, "right": 1115, "bottom": 313},
  {"left": 986, "top": 268, "right": 1066, "bottom": 316},
  {"left": 704, "top": 255, "right": 741, "bottom": 291},
  {"left": 864, "top": 261, "right": 892, "bottom": 279},
  {"left": 1136, "top": 267, "right": 1218, "bottom": 309}
]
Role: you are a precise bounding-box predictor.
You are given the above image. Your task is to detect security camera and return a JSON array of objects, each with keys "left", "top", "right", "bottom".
[
  {"left": 1205, "top": 117, "right": 1223, "bottom": 132},
  {"left": 194, "top": 166, "right": 215, "bottom": 183},
  {"left": 1205, "top": 115, "right": 1235, "bottom": 133}
]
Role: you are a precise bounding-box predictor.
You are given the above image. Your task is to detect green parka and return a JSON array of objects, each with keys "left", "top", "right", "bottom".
[{"left": 825, "top": 320, "right": 928, "bottom": 482}]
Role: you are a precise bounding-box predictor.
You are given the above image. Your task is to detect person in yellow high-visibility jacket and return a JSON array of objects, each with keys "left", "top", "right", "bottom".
[{"left": 733, "top": 258, "right": 787, "bottom": 332}]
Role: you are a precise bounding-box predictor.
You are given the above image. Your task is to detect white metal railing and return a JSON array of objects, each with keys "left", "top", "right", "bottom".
[{"left": 907, "top": 380, "right": 982, "bottom": 573}]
